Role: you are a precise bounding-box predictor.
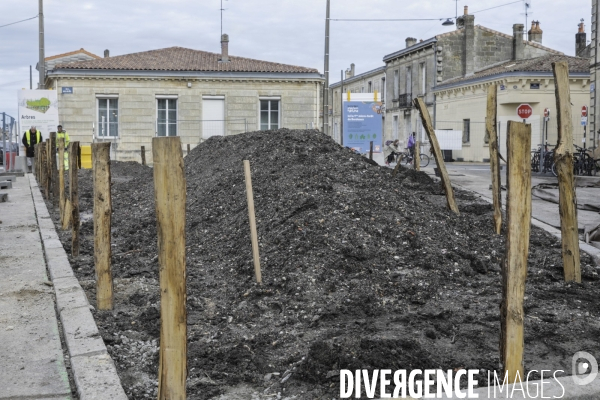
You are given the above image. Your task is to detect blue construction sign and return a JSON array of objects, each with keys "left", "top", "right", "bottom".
[{"left": 342, "top": 101, "right": 383, "bottom": 153}]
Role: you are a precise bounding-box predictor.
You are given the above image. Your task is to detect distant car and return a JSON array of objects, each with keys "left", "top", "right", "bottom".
[{"left": 0, "top": 142, "right": 20, "bottom": 165}]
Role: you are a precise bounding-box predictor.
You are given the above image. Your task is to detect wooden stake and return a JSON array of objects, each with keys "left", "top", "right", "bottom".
[
  {"left": 486, "top": 84, "right": 502, "bottom": 234},
  {"left": 46, "top": 140, "right": 51, "bottom": 198},
  {"left": 58, "top": 138, "right": 66, "bottom": 223},
  {"left": 187, "top": 143, "right": 191, "bottom": 155},
  {"left": 70, "top": 142, "right": 80, "bottom": 257},
  {"left": 369, "top": 141, "right": 373, "bottom": 160},
  {"left": 50, "top": 132, "right": 58, "bottom": 205},
  {"left": 34, "top": 143, "right": 38, "bottom": 179},
  {"left": 92, "top": 142, "right": 114, "bottom": 310},
  {"left": 392, "top": 154, "right": 403, "bottom": 177},
  {"left": 141, "top": 145, "right": 146, "bottom": 166},
  {"left": 414, "top": 141, "right": 420, "bottom": 171},
  {"left": 243, "top": 160, "right": 262, "bottom": 284},
  {"left": 62, "top": 199, "right": 72, "bottom": 230},
  {"left": 41, "top": 141, "right": 48, "bottom": 198},
  {"left": 552, "top": 61, "right": 581, "bottom": 283},
  {"left": 413, "top": 98, "right": 459, "bottom": 214},
  {"left": 500, "top": 121, "right": 532, "bottom": 384},
  {"left": 152, "top": 137, "right": 187, "bottom": 400}
]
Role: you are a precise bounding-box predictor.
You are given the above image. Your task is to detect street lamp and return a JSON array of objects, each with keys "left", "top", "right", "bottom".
[{"left": 442, "top": 18, "right": 454, "bottom": 26}]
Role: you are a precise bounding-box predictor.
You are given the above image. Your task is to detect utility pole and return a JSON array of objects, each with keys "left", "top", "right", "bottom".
[
  {"left": 38, "top": 0, "right": 45, "bottom": 89},
  {"left": 2, "top": 113, "right": 7, "bottom": 171},
  {"left": 340, "top": 70, "right": 344, "bottom": 145},
  {"left": 323, "top": 0, "right": 330, "bottom": 136}
]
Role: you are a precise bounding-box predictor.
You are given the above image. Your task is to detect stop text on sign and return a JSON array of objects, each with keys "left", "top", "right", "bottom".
[{"left": 517, "top": 104, "right": 533, "bottom": 119}]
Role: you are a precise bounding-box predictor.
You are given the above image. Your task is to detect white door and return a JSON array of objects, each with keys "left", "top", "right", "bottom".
[{"left": 202, "top": 99, "right": 225, "bottom": 139}]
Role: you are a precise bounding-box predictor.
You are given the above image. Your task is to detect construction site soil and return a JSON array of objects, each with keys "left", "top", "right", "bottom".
[{"left": 48, "top": 129, "right": 599, "bottom": 400}]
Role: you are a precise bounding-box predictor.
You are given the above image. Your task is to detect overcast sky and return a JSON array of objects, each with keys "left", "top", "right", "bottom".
[{"left": 0, "top": 0, "right": 592, "bottom": 127}]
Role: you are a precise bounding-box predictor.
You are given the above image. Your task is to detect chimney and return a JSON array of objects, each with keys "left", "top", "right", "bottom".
[
  {"left": 220, "top": 33, "right": 229, "bottom": 62},
  {"left": 104, "top": 49, "right": 110, "bottom": 58},
  {"left": 463, "top": 9, "right": 475, "bottom": 75},
  {"left": 345, "top": 63, "right": 356, "bottom": 79},
  {"left": 405, "top": 37, "right": 417, "bottom": 48},
  {"left": 464, "top": 5, "right": 468, "bottom": 15},
  {"left": 528, "top": 20, "right": 543, "bottom": 44},
  {"left": 513, "top": 24, "right": 525, "bottom": 60},
  {"left": 576, "top": 21, "right": 587, "bottom": 57}
]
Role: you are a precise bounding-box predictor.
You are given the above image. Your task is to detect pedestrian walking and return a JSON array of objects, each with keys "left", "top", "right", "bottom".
[
  {"left": 407, "top": 132, "right": 416, "bottom": 158},
  {"left": 22, "top": 126, "right": 43, "bottom": 173},
  {"left": 57, "top": 125, "right": 70, "bottom": 170}
]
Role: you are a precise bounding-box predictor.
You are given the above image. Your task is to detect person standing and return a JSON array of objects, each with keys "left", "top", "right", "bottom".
[
  {"left": 21, "top": 126, "right": 43, "bottom": 173},
  {"left": 407, "top": 132, "right": 416, "bottom": 159},
  {"left": 56, "top": 125, "right": 70, "bottom": 171}
]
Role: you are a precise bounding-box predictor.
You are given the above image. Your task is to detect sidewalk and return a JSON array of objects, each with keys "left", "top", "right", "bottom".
[{"left": 0, "top": 174, "right": 73, "bottom": 398}]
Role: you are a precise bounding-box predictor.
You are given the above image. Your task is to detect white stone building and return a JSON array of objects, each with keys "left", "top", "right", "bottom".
[
  {"left": 434, "top": 55, "right": 590, "bottom": 162},
  {"left": 44, "top": 36, "right": 323, "bottom": 162}
]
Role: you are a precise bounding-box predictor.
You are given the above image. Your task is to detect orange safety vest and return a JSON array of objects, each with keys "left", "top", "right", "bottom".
[{"left": 25, "top": 130, "right": 41, "bottom": 146}]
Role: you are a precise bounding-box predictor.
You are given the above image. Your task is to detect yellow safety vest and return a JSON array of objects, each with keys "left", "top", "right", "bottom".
[
  {"left": 57, "top": 131, "right": 70, "bottom": 148},
  {"left": 25, "top": 130, "right": 41, "bottom": 146}
]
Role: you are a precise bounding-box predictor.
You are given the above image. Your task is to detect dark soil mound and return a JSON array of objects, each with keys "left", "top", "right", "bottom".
[{"left": 52, "top": 129, "right": 599, "bottom": 400}]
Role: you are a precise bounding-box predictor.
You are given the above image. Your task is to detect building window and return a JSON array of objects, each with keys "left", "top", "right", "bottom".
[
  {"left": 361, "top": 86, "right": 365, "bottom": 93},
  {"left": 157, "top": 98, "right": 177, "bottom": 137},
  {"left": 97, "top": 97, "right": 118, "bottom": 137},
  {"left": 393, "top": 115, "right": 399, "bottom": 140},
  {"left": 463, "top": 119, "right": 470, "bottom": 143},
  {"left": 394, "top": 70, "right": 399, "bottom": 98},
  {"left": 381, "top": 77, "right": 386, "bottom": 102},
  {"left": 368, "top": 81, "right": 372, "bottom": 92},
  {"left": 260, "top": 99, "right": 280, "bottom": 130},
  {"left": 406, "top": 66, "right": 412, "bottom": 94},
  {"left": 420, "top": 62, "right": 426, "bottom": 95}
]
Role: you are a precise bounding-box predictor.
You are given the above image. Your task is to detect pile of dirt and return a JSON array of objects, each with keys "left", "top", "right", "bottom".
[{"left": 51, "top": 129, "right": 600, "bottom": 400}]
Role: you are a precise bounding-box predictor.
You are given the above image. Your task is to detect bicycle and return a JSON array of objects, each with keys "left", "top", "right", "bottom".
[
  {"left": 530, "top": 143, "right": 554, "bottom": 174},
  {"left": 551, "top": 145, "right": 598, "bottom": 177},
  {"left": 396, "top": 148, "right": 430, "bottom": 168}
]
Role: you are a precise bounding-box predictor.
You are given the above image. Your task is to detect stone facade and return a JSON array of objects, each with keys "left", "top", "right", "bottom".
[
  {"left": 591, "top": 1, "right": 599, "bottom": 156},
  {"left": 45, "top": 76, "right": 322, "bottom": 163},
  {"left": 434, "top": 56, "right": 590, "bottom": 162},
  {"left": 44, "top": 45, "right": 323, "bottom": 163},
  {"left": 382, "top": 9, "right": 561, "bottom": 152}
]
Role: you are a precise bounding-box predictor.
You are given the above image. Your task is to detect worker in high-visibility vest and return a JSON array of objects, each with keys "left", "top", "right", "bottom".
[
  {"left": 56, "top": 125, "right": 70, "bottom": 170},
  {"left": 21, "top": 126, "right": 43, "bottom": 173}
]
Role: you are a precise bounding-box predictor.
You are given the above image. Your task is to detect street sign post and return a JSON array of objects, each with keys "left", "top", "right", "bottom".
[
  {"left": 582, "top": 106, "right": 588, "bottom": 149},
  {"left": 581, "top": 106, "right": 587, "bottom": 149}
]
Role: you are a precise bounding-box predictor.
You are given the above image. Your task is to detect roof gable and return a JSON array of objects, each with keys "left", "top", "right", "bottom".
[
  {"left": 45, "top": 48, "right": 100, "bottom": 61},
  {"left": 52, "top": 46, "right": 319, "bottom": 74}
]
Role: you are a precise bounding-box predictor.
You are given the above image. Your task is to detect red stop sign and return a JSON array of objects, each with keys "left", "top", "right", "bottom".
[
  {"left": 517, "top": 104, "right": 533, "bottom": 119},
  {"left": 582, "top": 106, "right": 588, "bottom": 117}
]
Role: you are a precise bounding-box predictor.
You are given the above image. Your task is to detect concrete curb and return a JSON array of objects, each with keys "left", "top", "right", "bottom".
[{"left": 28, "top": 174, "right": 128, "bottom": 400}]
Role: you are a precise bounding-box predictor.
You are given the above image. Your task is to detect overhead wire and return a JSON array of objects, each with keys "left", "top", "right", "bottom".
[
  {"left": 0, "top": 15, "right": 38, "bottom": 29},
  {"left": 330, "top": 0, "right": 525, "bottom": 23}
]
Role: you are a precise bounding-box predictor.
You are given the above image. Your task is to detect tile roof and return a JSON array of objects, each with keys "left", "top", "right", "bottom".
[
  {"left": 53, "top": 46, "right": 319, "bottom": 74},
  {"left": 436, "top": 54, "right": 590, "bottom": 87},
  {"left": 45, "top": 48, "right": 100, "bottom": 61}
]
